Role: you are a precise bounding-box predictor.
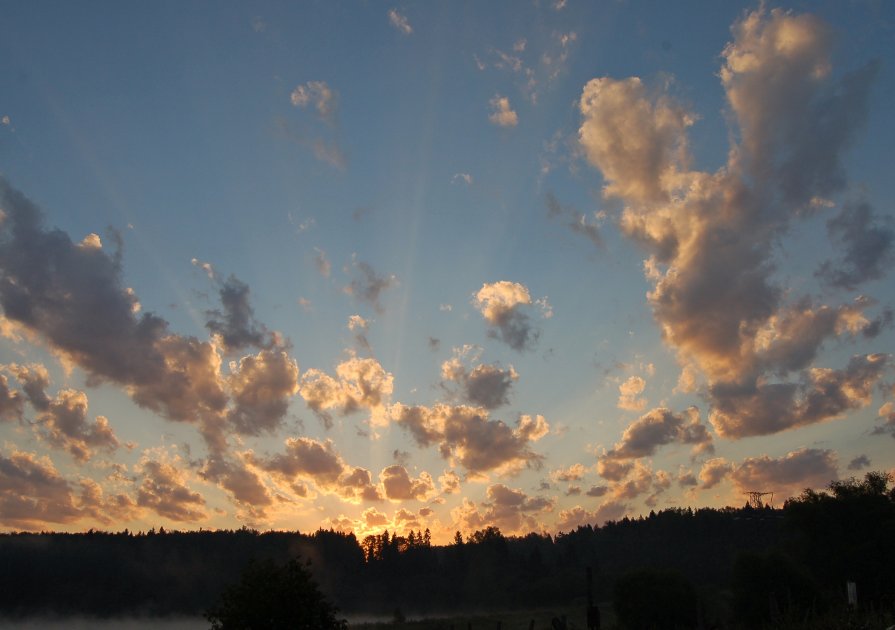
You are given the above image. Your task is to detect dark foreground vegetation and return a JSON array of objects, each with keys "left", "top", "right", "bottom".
[{"left": 1, "top": 472, "right": 893, "bottom": 629}]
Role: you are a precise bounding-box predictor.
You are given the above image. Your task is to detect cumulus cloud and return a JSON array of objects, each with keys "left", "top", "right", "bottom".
[
  {"left": 0, "top": 373, "right": 24, "bottom": 422},
  {"left": 488, "top": 95, "right": 518, "bottom": 127},
  {"left": 474, "top": 281, "right": 541, "bottom": 351},
  {"left": 0, "top": 177, "right": 173, "bottom": 389},
  {"left": 610, "top": 461, "right": 656, "bottom": 500},
  {"left": 0, "top": 449, "right": 133, "bottom": 529},
  {"left": 390, "top": 402, "right": 548, "bottom": 475},
  {"left": 698, "top": 458, "right": 733, "bottom": 489},
  {"left": 618, "top": 375, "right": 647, "bottom": 411},
  {"left": 585, "top": 484, "right": 609, "bottom": 497},
  {"left": 36, "top": 389, "right": 120, "bottom": 462},
  {"left": 205, "top": 275, "right": 274, "bottom": 353},
  {"left": 0, "top": 449, "right": 84, "bottom": 528},
  {"left": 344, "top": 258, "right": 397, "bottom": 313},
  {"left": 299, "top": 354, "right": 393, "bottom": 427},
  {"left": 290, "top": 81, "right": 337, "bottom": 123},
  {"left": 379, "top": 465, "right": 435, "bottom": 501},
  {"left": 227, "top": 349, "right": 300, "bottom": 435},
  {"left": 577, "top": 8, "right": 886, "bottom": 440},
  {"left": 602, "top": 407, "right": 712, "bottom": 461},
  {"left": 441, "top": 346, "right": 517, "bottom": 409},
  {"left": 251, "top": 436, "right": 381, "bottom": 503},
  {"left": 439, "top": 469, "right": 461, "bottom": 494},
  {"left": 7, "top": 363, "right": 51, "bottom": 410},
  {"left": 596, "top": 458, "right": 633, "bottom": 482},
  {"left": 551, "top": 463, "right": 587, "bottom": 483},
  {"left": 730, "top": 448, "right": 838, "bottom": 499},
  {"left": 136, "top": 454, "right": 207, "bottom": 522},
  {"left": 0, "top": 178, "right": 297, "bottom": 514},
  {"left": 710, "top": 353, "right": 888, "bottom": 438},
  {"left": 388, "top": 8, "right": 412, "bottom": 35},
  {"left": 555, "top": 500, "right": 627, "bottom": 531},
  {"left": 452, "top": 483, "right": 553, "bottom": 534},
  {"left": 817, "top": 200, "right": 894, "bottom": 290}
]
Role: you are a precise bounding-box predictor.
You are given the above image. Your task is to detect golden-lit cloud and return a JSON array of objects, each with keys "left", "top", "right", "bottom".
[
  {"left": 578, "top": 7, "right": 885, "bottom": 441},
  {"left": 136, "top": 451, "right": 207, "bottom": 522},
  {"left": 390, "top": 402, "right": 548, "bottom": 475},
  {"left": 299, "top": 354, "right": 394, "bottom": 427},
  {"left": 379, "top": 465, "right": 435, "bottom": 502},
  {"left": 227, "top": 349, "right": 300, "bottom": 436},
  {"left": 602, "top": 407, "right": 712, "bottom": 461},
  {"left": 730, "top": 448, "right": 838, "bottom": 500},
  {"left": 474, "top": 281, "right": 541, "bottom": 351},
  {"left": 452, "top": 483, "right": 553, "bottom": 535},
  {"left": 488, "top": 95, "right": 518, "bottom": 127}
]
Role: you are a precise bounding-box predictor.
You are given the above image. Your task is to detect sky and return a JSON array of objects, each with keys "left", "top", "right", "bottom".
[{"left": 0, "top": 0, "right": 893, "bottom": 543}]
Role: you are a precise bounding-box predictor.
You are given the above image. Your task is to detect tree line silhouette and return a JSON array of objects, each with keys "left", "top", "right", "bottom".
[{"left": 1, "top": 472, "right": 892, "bottom": 627}]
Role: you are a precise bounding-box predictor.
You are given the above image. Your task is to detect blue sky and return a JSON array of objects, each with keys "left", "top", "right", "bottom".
[{"left": 0, "top": 0, "right": 893, "bottom": 540}]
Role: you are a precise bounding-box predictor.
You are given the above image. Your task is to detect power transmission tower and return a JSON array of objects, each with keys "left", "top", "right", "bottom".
[{"left": 744, "top": 491, "right": 773, "bottom": 509}]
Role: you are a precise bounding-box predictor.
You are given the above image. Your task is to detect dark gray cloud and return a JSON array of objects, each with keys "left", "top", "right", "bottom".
[
  {"left": 545, "top": 192, "right": 603, "bottom": 249},
  {"left": 344, "top": 259, "right": 397, "bottom": 313},
  {"left": 817, "top": 200, "right": 894, "bottom": 290},
  {"left": 474, "top": 281, "right": 541, "bottom": 352},
  {"left": 847, "top": 455, "right": 871, "bottom": 471},
  {"left": 441, "top": 349, "right": 517, "bottom": 410},
  {"left": 205, "top": 275, "right": 274, "bottom": 353}
]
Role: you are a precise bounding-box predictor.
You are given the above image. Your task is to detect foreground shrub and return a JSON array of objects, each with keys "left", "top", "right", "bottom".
[
  {"left": 205, "top": 556, "right": 347, "bottom": 630},
  {"left": 613, "top": 568, "right": 697, "bottom": 630}
]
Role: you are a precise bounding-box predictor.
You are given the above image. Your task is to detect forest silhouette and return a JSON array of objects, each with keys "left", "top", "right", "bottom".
[{"left": 1, "top": 472, "right": 893, "bottom": 628}]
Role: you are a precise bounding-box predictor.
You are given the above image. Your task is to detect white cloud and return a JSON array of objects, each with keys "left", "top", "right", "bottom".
[{"left": 388, "top": 8, "right": 412, "bottom": 35}]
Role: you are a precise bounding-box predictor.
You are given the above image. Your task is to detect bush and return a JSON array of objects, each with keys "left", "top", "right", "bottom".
[
  {"left": 731, "top": 550, "right": 822, "bottom": 626},
  {"left": 613, "top": 568, "right": 697, "bottom": 629},
  {"left": 205, "top": 556, "right": 347, "bottom": 630}
]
